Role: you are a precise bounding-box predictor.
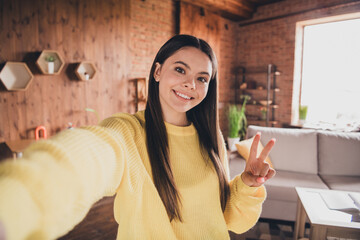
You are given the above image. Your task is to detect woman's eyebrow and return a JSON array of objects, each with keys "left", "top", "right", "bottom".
[
  {"left": 174, "top": 61, "right": 190, "bottom": 69},
  {"left": 174, "top": 61, "right": 210, "bottom": 76}
]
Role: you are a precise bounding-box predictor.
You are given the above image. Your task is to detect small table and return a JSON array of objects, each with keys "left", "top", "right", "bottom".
[{"left": 294, "top": 187, "right": 360, "bottom": 240}]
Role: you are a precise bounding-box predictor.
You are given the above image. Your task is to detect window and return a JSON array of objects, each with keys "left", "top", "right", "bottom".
[{"left": 293, "top": 14, "right": 360, "bottom": 131}]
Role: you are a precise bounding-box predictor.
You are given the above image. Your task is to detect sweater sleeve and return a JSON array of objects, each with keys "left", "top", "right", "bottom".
[
  {"left": 218, "top": 132, "right": 266, "bottom": 234},
  {"left": 0, "top": 114, "right": 137, "bottom": 240},
  {"left": 224, "top": 175, "right": 266, "bottom": 234}
]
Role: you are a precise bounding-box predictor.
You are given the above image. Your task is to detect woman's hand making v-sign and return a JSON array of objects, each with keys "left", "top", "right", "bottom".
[{"left": 241, "top": 133, "right": 276, "bottom": 187}]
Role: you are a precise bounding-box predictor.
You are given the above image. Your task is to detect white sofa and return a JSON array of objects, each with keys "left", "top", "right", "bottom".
[{"left": 229, "top": 125, "right": 360, "bottom": 221}]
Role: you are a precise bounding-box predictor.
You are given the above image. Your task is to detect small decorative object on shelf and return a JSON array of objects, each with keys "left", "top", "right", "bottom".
[
  {"left": 0, "top": 62, "right": 34, "bottom": 91},
  {"left": 260, "top": 107, "right": 267, "bottom": 120},
  {"left": 239, "top": 82, "right": 247, "bottom": 89},
  {"left": 45, "top": 55, "right": 55, "bottom": 74},
  {"left": 36, "top": 50, "right": 65, "bottom": 75},
  {"left": 75, "top": 62, "right": 97, "bottom": 81},
  {"left": 259, "top": 100, "right": 272, "bottom": 106},
  {"left": 84, "top": 72, "right": 90, "bottom": 80}
]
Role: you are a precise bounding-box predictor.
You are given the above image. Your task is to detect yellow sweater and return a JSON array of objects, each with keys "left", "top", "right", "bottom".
[{"left": 0, "top": 111, "right": 265, "bottom": 240}]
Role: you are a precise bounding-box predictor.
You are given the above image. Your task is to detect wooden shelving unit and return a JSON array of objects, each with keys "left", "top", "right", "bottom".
[
  {"left": 0, "top": 62, "right": 34, "bottom": 91},
  {"left": 36, "top": 50, "right": 65, "bottom": 75},
  {"left": 75, "top": 61, "right": 97, "bottom": 81},
  {"left": 235, "top": 64, "right": 281, "bottom": 127}
]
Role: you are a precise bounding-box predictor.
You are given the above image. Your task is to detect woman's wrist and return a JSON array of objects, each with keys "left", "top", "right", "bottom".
[{"left": 241, "top": 172, "right": 253, "bottom": 187}]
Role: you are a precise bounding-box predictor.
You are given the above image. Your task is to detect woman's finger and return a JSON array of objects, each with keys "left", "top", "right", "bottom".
[
  {"left": 265, "top": 168, "right": 276, "bottom": 180},
  {"left": 257, "top": 168, "right": 276, "bottom": 184},
  {"left": 258, "top": 138, "right": 276, "bottom": 162},
  {"left": 259, "top": 162, "right": 270, "bottom": 177},
  {"left": 249, "top": 133, "right": 261, "bottom": 160},
  {"left": 256, "top": 177, "right": 265, "bottom": 184}
]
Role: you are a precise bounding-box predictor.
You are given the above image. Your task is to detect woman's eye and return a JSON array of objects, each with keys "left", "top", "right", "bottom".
[
  {"left": 175, "top": 67, "right": 185, "bottom": 74},
  {"left": 198, "top": 77, "right": 207, "bottom": 83}
]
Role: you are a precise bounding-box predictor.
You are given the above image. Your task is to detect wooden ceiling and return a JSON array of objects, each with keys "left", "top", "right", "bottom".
[{"left": 180, "top": 0, "right": 284, "bottom": 21}]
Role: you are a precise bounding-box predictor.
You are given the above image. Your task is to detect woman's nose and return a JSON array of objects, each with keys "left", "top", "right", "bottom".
[{"left": 183, "top": 77, "right": 196, "bottom": 89}]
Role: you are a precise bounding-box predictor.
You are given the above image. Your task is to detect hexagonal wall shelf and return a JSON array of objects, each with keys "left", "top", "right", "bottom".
[
  {"left": 36, "top": 50, "right": 65, "bottom": 75},
  {"left": 75, "top": 61, "right": 97, "bottom": 81},
  {"left": 0, "top": 62, "right": 34, "bottom": 91}
]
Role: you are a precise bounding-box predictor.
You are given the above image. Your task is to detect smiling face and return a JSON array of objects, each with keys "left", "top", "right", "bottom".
[{"left": 153, "top": 47, "right": 213, "bottom": 126}]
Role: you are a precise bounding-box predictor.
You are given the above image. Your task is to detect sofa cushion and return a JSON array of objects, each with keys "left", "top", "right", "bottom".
[
  {"left": 264, "top": 170, "right": 329, "bottom": 202},
  {"left": 318, "top": 131, "right": 360, "bottom": 176},
  {"left": 320, "top": 175, "right": 360, "bottom": 192},
  {"left": 235, "top": 136, "right": 274, "bottom": 168},
  {"left": 247, "top": 126, "right": 318, "bottom": 174}
]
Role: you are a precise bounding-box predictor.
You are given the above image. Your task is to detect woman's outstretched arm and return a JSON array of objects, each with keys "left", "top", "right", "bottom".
[
  {"left": 0, "top": 115, "right": 137, "bottom": 240},
  {"left": 222, "top": 133, "right": 276, "bottom": 234}
]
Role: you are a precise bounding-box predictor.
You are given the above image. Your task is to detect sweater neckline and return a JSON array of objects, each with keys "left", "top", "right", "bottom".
[
  {"left": 136, "top": 111, "right": 196, "bottom": 136},
  {"left": 164, "top": 121, "right": 196, "bottom": 136}
]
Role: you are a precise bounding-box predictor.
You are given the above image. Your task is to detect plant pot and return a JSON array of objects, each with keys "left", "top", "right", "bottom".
[
  {"left": 47, "top": 62, "right": 54, "bottom": 74},
  {"left": 299, "top": 105, "right": 308, "bottom": 124},
  {"left": 227, "top": 137, "right": 240, "bottom": 152},
  {"left": 299, "top": 119, "right": 305, "bottom": 125}
]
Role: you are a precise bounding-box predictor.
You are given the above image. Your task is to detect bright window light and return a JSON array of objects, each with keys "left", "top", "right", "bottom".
[{"left": 300, "top": 18, "right": 360, "bottom": 131}]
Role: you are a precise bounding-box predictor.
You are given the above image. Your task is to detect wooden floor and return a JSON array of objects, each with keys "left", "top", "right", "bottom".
[
  {"left": 230, "top": 219, "right": 300, "bottom": 240},
  {"left": 57, "top": 197, "right": 306, "bottom": 240},
  {"left": 58, "top": 196, "right": 118, "bottom": 240}
]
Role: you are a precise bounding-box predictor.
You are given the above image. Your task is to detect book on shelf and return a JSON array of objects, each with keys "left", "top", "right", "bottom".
[{"left": 320, "top": 191, "right": 360, "bottom": 213}]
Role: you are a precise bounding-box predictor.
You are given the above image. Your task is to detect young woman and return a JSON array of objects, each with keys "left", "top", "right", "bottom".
[{"left": 0, "top": 35, "right": 275, "bottom": 240}]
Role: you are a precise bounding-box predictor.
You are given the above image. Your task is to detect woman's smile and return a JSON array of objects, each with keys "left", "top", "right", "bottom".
[{"left": 173, "top": 90, "right": 194, "bottom": 101}]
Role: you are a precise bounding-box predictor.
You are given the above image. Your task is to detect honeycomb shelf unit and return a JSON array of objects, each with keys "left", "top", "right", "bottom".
[
  {"left": 75, "top": 61, "right": 97, "bottom": 81},
  {"left": 36, "top": 50, "right": 65, "bottom": 75},
  {"left": 0, "top": 62, "right": 34, "bottom": 91}
]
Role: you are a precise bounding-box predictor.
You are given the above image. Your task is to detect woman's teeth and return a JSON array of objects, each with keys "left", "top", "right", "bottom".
[{"left": 175, "top": 91, "right": 191, "bottom": 100}]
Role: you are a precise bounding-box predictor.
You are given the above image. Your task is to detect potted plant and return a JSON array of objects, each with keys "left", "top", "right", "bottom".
[
  {"left": 227, "top": 95, "right": 250, "bottom": 151},
  {"left": 299, "top": 105, "right": 308, "bottom": 124},
  {"left": 45, "top": 55, "right": 55, "bottom": 74}
]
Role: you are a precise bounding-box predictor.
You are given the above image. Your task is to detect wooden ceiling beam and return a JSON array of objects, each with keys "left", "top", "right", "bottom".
[{"left": 180, "top": 0, "right": 256, "bottom": 21}]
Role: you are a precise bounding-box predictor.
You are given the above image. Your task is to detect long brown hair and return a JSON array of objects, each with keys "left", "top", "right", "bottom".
[{"left": 145, "top": 35, "right": 229, "bottom": 222}]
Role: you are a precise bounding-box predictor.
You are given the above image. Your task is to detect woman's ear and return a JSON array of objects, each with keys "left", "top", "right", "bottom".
[{"left": 153, "top": 63, "right": 161, "bottom": 82}]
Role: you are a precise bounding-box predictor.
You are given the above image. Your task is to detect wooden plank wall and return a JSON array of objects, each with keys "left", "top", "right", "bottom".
[
  {"left": 179, "top": 1, "right": 231, "bottom": 134},
  {"left": 0, "top": 0, "right": 130, "bottom": 142},
  {"left": 179, "top": 1, "right": 221, "bottom": 65}
]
